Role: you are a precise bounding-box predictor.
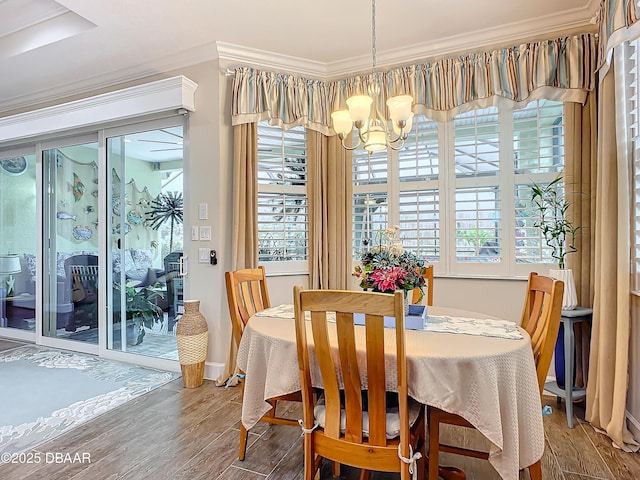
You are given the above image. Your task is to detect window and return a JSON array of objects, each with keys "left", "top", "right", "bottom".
[
  {"left": 257, "top": 122, "right": 308, "bottom": 269},
  {"left": 513, "top": 100, "right": 565, "bottom": 265},
  {"left": 626, "top": 39, "right": 640, "bottom": 291},
  {"left": 352, "top": 100, "right": 566, "bottom": 277}
]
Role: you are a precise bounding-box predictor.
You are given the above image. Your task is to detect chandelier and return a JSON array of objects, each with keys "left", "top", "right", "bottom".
[{"left": 331, "top": 0, "right": 414, "bottom": 152}]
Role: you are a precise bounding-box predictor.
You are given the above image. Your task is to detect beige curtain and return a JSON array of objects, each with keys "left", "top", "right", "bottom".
[
  {"left": 565, "top": 91, "right": 597, "bottom": 387},
  {"left": 586, "top": 61, "right": 639, "bottom": 451},
  {"left": 307, "top": 131, "right": 353, "bottom": 289},
  {"left": 216, "top": 123, "right": 259, "bottom": 387}
]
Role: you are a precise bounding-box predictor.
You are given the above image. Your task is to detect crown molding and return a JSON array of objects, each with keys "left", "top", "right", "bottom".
[
  {"left": 0, "top": 75, "right": 198, "bottom": 143},
  {"left": 216, "top": 41, "right": 329, "bottom": 77},
  {"left": 218, "top": 2, "right": 598, "bottom": 80}
]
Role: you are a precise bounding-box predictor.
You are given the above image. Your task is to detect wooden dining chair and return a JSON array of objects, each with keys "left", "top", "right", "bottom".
[
  {"left": 427, "top": 272, "right": 564, "bottom": 480},
  {"left": 293, "top": 286, "right": 426, "bottom": 480},
  {"left": 411, "top": 264, "right": 434, "bottom": 306},
  {"left": 225, "top": 266, "right": 302, "bottom": 461}
]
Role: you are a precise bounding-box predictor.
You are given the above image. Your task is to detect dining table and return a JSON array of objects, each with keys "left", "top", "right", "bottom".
[{"left": 236, "top": 304, "right": 545, "bottom": 480}]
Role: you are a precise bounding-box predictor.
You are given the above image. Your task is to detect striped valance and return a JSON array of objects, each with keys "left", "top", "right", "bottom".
[
  {"left": 597, "top": 0, "right": 640, "bottom": 75},
  {"left": 232, "top": 33, "right": 597, "bottom": 134}
]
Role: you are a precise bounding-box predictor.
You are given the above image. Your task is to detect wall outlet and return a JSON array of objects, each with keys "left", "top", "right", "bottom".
[{"left": 191, "top": 226, "right": 198, "bottom": 241}]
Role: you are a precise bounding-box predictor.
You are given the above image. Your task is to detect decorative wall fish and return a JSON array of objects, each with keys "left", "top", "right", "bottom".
[
  {"left": 86, "top": 206, "right": 94, "bottom": 213},
  {"left": 57, "top": 212, "right": 77, "bottom": 220},
  {"left": 69, "top": 173, "right": 86, "bottom": 202},
  {"left": 112, "top": 195, "right": 121, "bottom": 215},
  {"left": 72, "top": 225, "right": 93, "bottom": 241},
  {"left": 112, "top": 222, "right": 131, "bottom": 235},
  {"left": 127, "top": 210, "right": 143, "bottom": 225}
]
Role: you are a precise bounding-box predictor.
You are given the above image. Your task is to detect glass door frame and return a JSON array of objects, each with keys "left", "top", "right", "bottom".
[
  {"left": 100, "top": 117, "right": 187, "bottom": 371},
  {"left": 39, "top": 132, "right": 100, "bottom": 355}
]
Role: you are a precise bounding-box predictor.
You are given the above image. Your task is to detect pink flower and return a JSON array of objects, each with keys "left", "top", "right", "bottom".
[{"left": 370, "top": 267, "right": 406, "bottom": 292}]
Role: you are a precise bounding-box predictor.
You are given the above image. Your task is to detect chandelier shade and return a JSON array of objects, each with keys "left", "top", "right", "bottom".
[{"left": 331, "top": 0, "right": 414, "bottom": 151}]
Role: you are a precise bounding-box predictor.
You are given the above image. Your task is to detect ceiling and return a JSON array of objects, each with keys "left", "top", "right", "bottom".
[{"left": 0, "top": 0, "right": 598, "bottom": 118}]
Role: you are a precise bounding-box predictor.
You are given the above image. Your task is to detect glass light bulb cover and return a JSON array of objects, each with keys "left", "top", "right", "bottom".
[
  {"left": 364, "top": 125, "right": 387, "bottom": 152},
  {"left": 393, "top": 113, "right": 414, "bottom": 136},
  {"left": 386, "top": 95, "right": 413, "bottom": 121},
  {"left": 331, "top": 110, "right": 353, "bottom": 136},
  {"left": 346, "top": 95, "right": 373, "bottom": 122}
]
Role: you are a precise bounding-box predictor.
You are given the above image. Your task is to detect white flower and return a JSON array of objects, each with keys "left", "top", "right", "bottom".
[{"left": 390, "top": 242, "right": 404, "bottom": 256}]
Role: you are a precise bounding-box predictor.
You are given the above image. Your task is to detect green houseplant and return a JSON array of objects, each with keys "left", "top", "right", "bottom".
[
  {"left": 531, "top": 175, "right": 580, "bottom": 309},
  {"left": 123, "top": 283, "right": 164, "bottom": 345},
  {"left": 531, "top": 175, "right": 579, "bottom": 269}
]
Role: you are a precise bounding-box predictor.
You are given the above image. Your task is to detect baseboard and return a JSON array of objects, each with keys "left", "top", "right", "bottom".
[
  {"left": 204, "top": 361, "right": 225, "bottom": 381},
  {"left": 626, "top": 410, "right": 640, "bottom": 440}
]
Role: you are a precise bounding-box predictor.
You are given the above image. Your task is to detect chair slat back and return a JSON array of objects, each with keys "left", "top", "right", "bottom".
[
  {"left": 294, "top": 287, "right": 407, "bottom": 448},
  {"left": 412, "top": 264, "right": 434, "bottom": 306},
  {"left": 520, "top": 272, "right": 564, "bottom": 395},
  {"left": 225, "top": 266, "right": 271, "bottom": 347}
]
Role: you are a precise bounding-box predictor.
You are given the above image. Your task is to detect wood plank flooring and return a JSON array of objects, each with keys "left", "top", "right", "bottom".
[{"left": 1, "top": 339, "right": 639, "bottom": 480}]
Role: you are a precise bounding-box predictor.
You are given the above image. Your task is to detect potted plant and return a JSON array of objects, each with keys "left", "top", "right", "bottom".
[
  {"left": 531, "top": 175, "right": 580, "bottom": 309},
  {"left": 123, "top": 283, "right": 164, "bottom": 345}
]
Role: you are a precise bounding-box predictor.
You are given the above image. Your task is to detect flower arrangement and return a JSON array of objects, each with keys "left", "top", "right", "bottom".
[{"left": 353, "top": 225, "right": 428, "bottom": 302}]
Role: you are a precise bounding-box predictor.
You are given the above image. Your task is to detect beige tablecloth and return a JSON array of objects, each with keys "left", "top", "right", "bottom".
[{"left": 236, "top": 306, "right": 544, "bottom": 480}]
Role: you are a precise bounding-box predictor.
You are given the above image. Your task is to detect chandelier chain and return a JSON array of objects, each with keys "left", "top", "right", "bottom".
[{"left": 371, "top": 0, "right": 377, "bottom": 75}]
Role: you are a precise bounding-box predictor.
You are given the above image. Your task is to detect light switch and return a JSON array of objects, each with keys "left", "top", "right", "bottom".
[
  {"left": 198, "top": 203, "right": 208, "bottom": 220},
  {"left": 199, "top": 226, "right": 211, "bottom": 241},
  {"left": 198, "top": 248, "right": 209, "bottom": 263},
  {"left": 191, "top": 226, "right": 198, "bottom": 241}
]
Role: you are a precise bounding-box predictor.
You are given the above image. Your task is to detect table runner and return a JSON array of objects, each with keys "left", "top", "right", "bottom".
[{"left": 254, "top": 304, "right": 522, "bottom": 339}]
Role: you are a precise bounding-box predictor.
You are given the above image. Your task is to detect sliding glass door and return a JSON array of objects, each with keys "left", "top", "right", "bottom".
[
  {"left": 0, "top": 117, "right": 186, "bottom": 367},
  {"left": 42, "top": 139, "right": 99, "bottom": 346},
  {"left": 107, "top": 125, "right": 184, "bottom": 360}
]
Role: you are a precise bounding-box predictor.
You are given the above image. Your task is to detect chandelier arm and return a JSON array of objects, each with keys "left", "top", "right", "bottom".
[
  {"left": 340, "top": 133, "right": 362, "bottom": 151},
  {"left": 387, "top": 138, "right": 407, "bottom": 151}
]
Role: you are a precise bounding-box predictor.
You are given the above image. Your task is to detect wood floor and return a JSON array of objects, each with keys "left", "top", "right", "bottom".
[{"left": 1, "top": 338, "right": 640, "bottom": 480}]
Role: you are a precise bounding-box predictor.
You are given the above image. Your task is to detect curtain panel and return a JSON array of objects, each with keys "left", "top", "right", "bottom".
[
  {"left": 232, "top": 33, "right": 597, "bottom": 130},
  {"left": 597, "top": 0, "right": 640, "bottom": 74},
  {"left": 587, "top": 53, "right": 639, "bottom": 451}
]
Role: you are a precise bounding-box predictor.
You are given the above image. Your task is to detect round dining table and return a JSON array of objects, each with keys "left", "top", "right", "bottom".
[{"left": 236, "top": 305, "right": 544, "bottom": 480}]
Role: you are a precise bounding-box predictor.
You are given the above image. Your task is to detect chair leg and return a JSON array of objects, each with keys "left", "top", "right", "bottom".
[
  {"left": 528, "top": 459, "right": 542, "bottom": 480},
  {"left": 428, "top": 410, "right": 440, "bottom": 480},
  {"left": 303, "top": 435, "right": 315, "bottom": 480},
  {"left": 359, "top": 469, "right": 371, "bottom": 480},
  {"left": 238, "top": 423, "right": 249, "bottom": 461}
]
